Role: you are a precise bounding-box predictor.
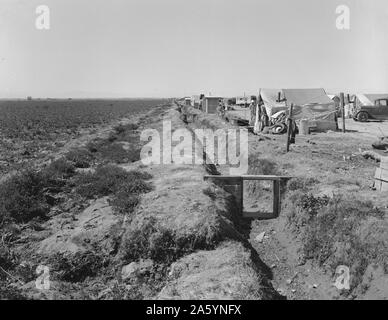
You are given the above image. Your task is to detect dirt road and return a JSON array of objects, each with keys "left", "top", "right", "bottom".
[{"left": 344, "top": 118, "right": 388, "bottom": 141}]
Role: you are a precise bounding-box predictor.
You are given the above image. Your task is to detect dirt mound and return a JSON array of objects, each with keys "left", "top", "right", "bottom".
[
  {"left": 37, "top": 197, "right": 120, "bottom": 256},
  {"left": 158, "top": 241, "right": 276, "bottom": 300}
]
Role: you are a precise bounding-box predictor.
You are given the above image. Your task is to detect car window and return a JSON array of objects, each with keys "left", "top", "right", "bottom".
[{"left": 376, "top": 100, "right": 388, "bottom": 106}]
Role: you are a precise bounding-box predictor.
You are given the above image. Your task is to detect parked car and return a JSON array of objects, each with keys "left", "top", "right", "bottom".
[{"left": 353, "top": 98, "right": 388, "bottom": 122}]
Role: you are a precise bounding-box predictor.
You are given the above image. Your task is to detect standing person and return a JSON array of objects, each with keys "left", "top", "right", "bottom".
[{"left": 217, "top": 100, "right": 225, "bottom": 118}]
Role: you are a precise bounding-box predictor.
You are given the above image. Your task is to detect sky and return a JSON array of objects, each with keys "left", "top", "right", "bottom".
[{"left": 0, "top": 0, "right": 387, "bottom": 98}]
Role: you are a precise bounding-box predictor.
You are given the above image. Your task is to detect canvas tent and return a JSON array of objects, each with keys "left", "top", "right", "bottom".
[
  {"left": 258, "top": 88, "right": 337, "bottom": 132},
  {"left": 356, "top": 94, "right": 388, "bottom": 106}
]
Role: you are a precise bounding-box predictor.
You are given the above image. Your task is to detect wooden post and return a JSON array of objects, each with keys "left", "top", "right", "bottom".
[
  {"left": 272, "top": 180, "right": 281, "bottom": 218},
  {"left": 340, "top": 92, "right": 346, "bottom": 133},
  {"left": 286, "top": 103, "right": 294, "bottom": 152}
]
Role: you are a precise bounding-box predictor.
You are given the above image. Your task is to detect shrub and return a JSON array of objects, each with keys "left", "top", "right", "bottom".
[
  {"left": 287, "top": 177, "right": 318, "bottom": 191},
  {"left": 43, "top": 158, "right": 76, "bottom": 179},
  {"left": 121, "top": 217, "right": 218, "bottom": 265},
  {"left": 75, "top": 165, "right": 151, "bottom": 199},
  {"left": 0, "top": 243, "right": 18, "bottom": 274},
  {"left": 47, "top": 251, "right": 107, "bottom": 283},
  {"left": 286, "top": 192, "right": 330, "bottom": 231},
  {"left": 0, "top": 282, "right": 26, "bottom": 300},
  {"left": 114, "top": 123, "right": 139, "bottom": 135},
  {"left": 65, "top": 148, "right": 94, "bottom": 168},
  {"left": 0, "top": 170, "right": 50, "bottom": 223},
  {"left": 117, "top": 179, "right": 153, "bottom": 195},
  {"left": 86, "top": 139, "right": 140, "bottom": 164},
  {"left": 300, "top": 196, "right": 386, "bottom": 291},
  {"left": 110, "top": 194, "right": 140, "bottom": 215}
]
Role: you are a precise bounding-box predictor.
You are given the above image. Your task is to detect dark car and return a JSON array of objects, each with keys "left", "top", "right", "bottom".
[{"left": 353, "top": 98, "right": 388, "bottom": 122}]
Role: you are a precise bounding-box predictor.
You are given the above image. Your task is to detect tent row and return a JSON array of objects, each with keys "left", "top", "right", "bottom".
[{"left": 182, "top": 89, "right": 388, "bottom": 133}]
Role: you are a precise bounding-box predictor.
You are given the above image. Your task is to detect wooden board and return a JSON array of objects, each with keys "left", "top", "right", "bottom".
[
  {"left": 374, "top": 167, "right": 388, "bottom": 191},
  {"left": 375, "top": 168, "right": 388, "bottom": 182},
  {"left": 380, "top": 157, "right": 388, "bottom": 170}
]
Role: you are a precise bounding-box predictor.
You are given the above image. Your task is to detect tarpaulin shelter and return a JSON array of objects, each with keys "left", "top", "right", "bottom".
[
  {"left": 259, "top": 88, "right": 338, "bottom": 132},
  {"left": 259, "top": 89, "right": 288, "bottom": 118}
]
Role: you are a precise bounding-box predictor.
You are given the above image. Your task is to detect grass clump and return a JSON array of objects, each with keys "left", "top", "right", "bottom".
[
  {"left": 286, "top": 193, "right": 330, "bottom": 231},
  {"left": 287, "top": 177, "right": 318, "bottom": 191},
  {"left": 0, "top": 169, "right": 51, "bottom": 223},
  {"left": 0, "top": 282, "right": 26, "bottom": 300},
  {"left": 113, "top": 123, "right": 139, "bottom": 135},
  {"left": 86, "top": 139, "right": 140, "bottom": 164},
  {"left": 43, "top": 158, "right": 76, "bottom": 179},
  {"left": 0, "top": 243, "right": 18, "bottom": 273},
  {"left": 74, "top": 165, "right": 152, "bottom": 215},
  {"left": 47, "top": 251, "right": 108, "bottom": 283},
  {"left": 74, "top": 165, "right": 152, "bottom": 199},
  {"left": 65, "top": 148, "right": 95, "bottom": 168},
  {"left": 0, "top": 158, "right": 77, "bottom": 224},
  {"left": 121, "top": 217, "right": 219, "bottom": 265},
  {"left": 287, "top": 192, "right": 387, "bottom": 292}
]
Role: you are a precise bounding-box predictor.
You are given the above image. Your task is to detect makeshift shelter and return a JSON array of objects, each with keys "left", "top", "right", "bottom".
[
  {"left": 259, "top": 89, "right": 288, "bottom": 118},
  {"left": 236, "top": 96, "right": 254, "bottom": 106},
  {"left": 258, "top": 88, "right": 337, "bottom": 133},
  {"left": 202, "top": 96, "right": 222, "bottom": 114}
]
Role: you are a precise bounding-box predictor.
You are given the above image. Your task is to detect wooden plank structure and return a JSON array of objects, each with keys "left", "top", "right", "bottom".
[
  {"left": 204, "top": 175, "right": 291, "bottom": 219},
  {"left": 375, "top": 157, "right": 388, "bottom": 191}
]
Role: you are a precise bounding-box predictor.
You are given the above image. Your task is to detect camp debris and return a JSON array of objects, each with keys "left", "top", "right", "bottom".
[{"left": 372, "top": 136, "right": 388, "bottom": 151}]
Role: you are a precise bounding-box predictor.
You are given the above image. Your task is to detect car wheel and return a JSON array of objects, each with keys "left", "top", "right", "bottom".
[{"left": 357, "top": 112, "right": 369, "bottom": 122}]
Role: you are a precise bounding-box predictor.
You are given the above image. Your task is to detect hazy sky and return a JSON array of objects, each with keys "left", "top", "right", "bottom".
[{"left": 0, "top": 0, "right": 387, "bottom": 98}]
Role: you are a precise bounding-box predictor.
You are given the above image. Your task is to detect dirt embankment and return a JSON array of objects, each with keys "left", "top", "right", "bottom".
[{"left": 1, "top": 104, "right": 280, "bottom": 300}]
